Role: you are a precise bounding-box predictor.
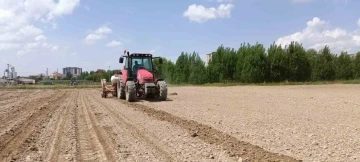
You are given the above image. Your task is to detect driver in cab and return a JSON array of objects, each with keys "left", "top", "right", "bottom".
[{"left": 133, "top": 61, "right": 140, "bottom": 75}]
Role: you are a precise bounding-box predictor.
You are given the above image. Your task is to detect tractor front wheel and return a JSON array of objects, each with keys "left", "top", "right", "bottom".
[
  {"left": 125, "top": 81, "right": 136, "bottom": 102},
  {"left": 157, "top": 81, "right": 167, "bottom": 101}
]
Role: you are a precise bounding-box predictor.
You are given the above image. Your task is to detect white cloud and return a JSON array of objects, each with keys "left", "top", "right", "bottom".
[
  {"left": 183, "top": 3, "right": 234, "bottom": 23},
  {"left": 35, "top": 35, "right": 47, "bottom": 41},
  {"left": 106, "top": 40, "right": 122, "bottom": 47},
  {"left": 357, "top": 18, "right": 360, "bottom": 27},
  {"left": 276, "top": 17, "right": 360, "bottom": 54},
  {"left": 0, "top": 0, "right": 80, "bottom": 55},
  {"left": 84, "top": 25, "right": 112, "bottom": 44},
  {"left": 149, "top": 50, "right": 156, "bottom": 53}
]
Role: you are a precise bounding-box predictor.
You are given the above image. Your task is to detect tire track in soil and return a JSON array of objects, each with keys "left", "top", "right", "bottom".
[
  {"left": 0, "top": 90, "right": 68, "bottom": 162},
  {"left": 86, "top": 92, "right": 175, "bottom": 162},
  {"left": 74, "top": 94, "right": 81, "bottom": 162},
  {"left": 44, "top": 91, "right": 76, "bottom": 162},
  {"left": 75, "top": 91, "right": 116, "bottom": 161},
  {"left": 118, "top": 100, "right": 302, "bottom": 162}
]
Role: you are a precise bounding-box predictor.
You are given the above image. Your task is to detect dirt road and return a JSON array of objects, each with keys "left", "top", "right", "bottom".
[{"left": 0, "top": 85, "right": 358, "bottom": 162}]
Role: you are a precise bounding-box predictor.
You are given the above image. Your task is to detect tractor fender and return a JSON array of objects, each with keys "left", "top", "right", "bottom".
[{"left": 155, "top": 79, "right": 164, "bottom": 85}]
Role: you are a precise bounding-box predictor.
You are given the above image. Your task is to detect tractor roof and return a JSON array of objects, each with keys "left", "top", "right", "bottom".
[{"left": 129, "top": 53, "right": 153, "bottom": 57}]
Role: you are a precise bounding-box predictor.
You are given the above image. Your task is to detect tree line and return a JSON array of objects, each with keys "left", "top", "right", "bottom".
[
  {"left": 73, "top": 41, "right": 360, "bottom": 84},
  {"left": 76, "top": 70, "right": 121, "bottom": 82},
  {"left": 155, "top": 41, "right": 360, "bottom": 84}
]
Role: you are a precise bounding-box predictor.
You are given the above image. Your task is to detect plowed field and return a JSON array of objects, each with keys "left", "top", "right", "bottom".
[{"left": 0, "top": 84, "right": 359, "bottom": 162}]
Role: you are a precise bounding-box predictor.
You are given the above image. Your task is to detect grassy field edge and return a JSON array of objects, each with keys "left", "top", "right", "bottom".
[{"left": 168, "top": 79, "right": 360, "bottom": 87}]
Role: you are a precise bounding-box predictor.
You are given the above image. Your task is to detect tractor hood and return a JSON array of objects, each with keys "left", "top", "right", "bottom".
[{"left": 137, "top": 68, "right": 154, "bottom": 83}]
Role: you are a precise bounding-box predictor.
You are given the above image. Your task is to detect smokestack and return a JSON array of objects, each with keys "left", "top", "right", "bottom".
[{"left": 6, "top": 64, "right": 12, "bottom": 79}]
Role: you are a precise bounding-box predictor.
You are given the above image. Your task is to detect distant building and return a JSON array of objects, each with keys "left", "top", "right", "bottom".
[
  {"left": 18, "top": 78, "right": 36, "bottom": 84},
  {"left": 63, "top": 67, "right": 82, "bottom": 77},
  {"left": 205, "top": 52, "right": 215, "bottom": 65},
  {"left": 50, "top": 71, "right": 64, "bottom": 80},
  {"left": 349, "top": 53, "right": 356, "bottom": 59}
]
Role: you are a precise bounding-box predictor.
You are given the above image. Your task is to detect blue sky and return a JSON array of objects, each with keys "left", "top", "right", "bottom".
[{"left": 1, "top": 0, "right": 360, "bottom": 76}]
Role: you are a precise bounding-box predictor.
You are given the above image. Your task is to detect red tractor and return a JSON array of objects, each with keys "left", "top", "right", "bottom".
[{"left": 115, "top": 50, "right": 168, "bottom": 102}]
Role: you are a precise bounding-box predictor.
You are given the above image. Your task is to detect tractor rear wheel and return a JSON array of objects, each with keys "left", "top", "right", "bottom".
[
  {"left": 125, "top": 81, "right": 136, "bottom": 102},
  {"left": 157, "top": 81, "right": 167, "bottom": 101},
  {"left": 117, "top": 79, "right": 125, "bottom": 99}
]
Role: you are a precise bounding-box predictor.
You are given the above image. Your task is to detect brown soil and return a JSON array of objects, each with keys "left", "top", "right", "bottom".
[
  {"left": 135, "top": 84, "right": 360, "bottom": 162},
  {"left": 2, "top": 85, "right": 357, "bottom": 162}
]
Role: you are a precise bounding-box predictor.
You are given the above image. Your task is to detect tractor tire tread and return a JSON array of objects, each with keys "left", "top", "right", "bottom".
[
  {"left": 117, "top": 77, "right": 126, "bottom": 99},
  {"left": 126, "top": 81, "right": 136, "bottom": 102},
  {"left": 158, "top": 81, "right": 167, "bottom": 101}
]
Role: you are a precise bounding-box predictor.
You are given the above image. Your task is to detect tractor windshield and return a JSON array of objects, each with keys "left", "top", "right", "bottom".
[{"left": 131, "top": 56, "right": 153, "bottom": 73}]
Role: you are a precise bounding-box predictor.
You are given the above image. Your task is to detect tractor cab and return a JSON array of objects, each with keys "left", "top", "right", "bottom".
[{"left": 126, "top": 53, "right": 154, "bottom": 78}]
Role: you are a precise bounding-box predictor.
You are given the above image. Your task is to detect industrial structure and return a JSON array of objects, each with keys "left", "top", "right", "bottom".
[
  {"left": 1, "top": 64, "right": 35, "bottom": 86},
  {"left": 63, "top": 67, "right": 82, "bottom": 77},
  {"left": 3, "top": 64, "right": 17, "bottom": 79}
]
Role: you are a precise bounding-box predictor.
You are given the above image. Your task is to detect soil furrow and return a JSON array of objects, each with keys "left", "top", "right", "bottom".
[
  {"left": 118, "top": 100, "right": 301, "bottom": 162},
  {"left": 89, "top": 91, "right": 238, "bottom": 162},
  {"left": 9, "top": 91, "right": 73, "bottom": 162},
  {"left": 0, "top": 90, "right": 38, "bottom": 106},
  {"left": 45, "top": 92, "right": 75, "bottom": 161},
  {"left": 75, "top": 92, "right": 114, "bottom": 161},
  {"left": 0, "top": 90, "right": 55, "bottom": 131},
  {"left": 74, "top": 92, "right": 81, "bottom": 162},
  {"left": 85, "top": 94, "right": 159, "bottom": 161},
  {"left": 86, "top": 92, "right": 175, "bottom": 162},
  {"left": 81, "top": 92, "right": 117, "bottom": 161},
  {"left": 1, "top": 85, "right": 357, "bottom": 162},
  {"left": 0, "top": 91, "right": 67, "bottom": 161}
]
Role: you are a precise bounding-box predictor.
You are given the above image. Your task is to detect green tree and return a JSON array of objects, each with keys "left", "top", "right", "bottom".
[
  {"left": 353, "top": 52, "right": 360, "bottom": 78},
  {"left": 283, "top": 41, "right": 311, "bottom": 82},
  {"left": 335, "top": 51, "right": 354, "bottom": 80},
  {"left": 267, "top": 42, "right": 286, "bottom": 82},
  {"left": 305, "top": 48, "right": 318, "bottom": 81},
  {"left": 188, "top": 52, "right": 207, "bottom": 84},
  {"left": 234, "top": 43, "right": 251, "bottom": 81},
  {"left": 240, "top": 43, "right": 267, "bottom": 83},
  {"left": 313, "top": 46, "right": 336, "bottom": 81},
  {"left": 66, "top": 72, "right": 73, "bottom": 80}
]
